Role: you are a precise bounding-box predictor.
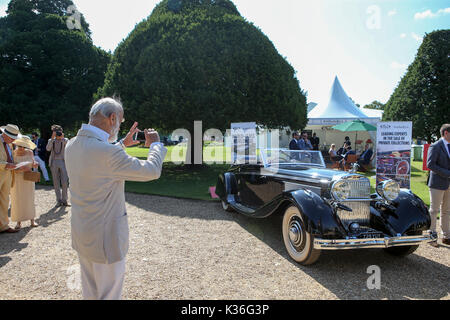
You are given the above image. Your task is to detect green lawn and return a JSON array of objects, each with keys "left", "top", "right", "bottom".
[
  {"left": 124, "top": 145, "right": 231, "bottom": 200},
  {"left": 125, "top": 163, "right": 229, "bottom": 201},
  {"left": 126, "top": 144, "right": 231, "bottom": 164},
  {"left": 361, "top": 160, "right": 429, "bottom": 206}
]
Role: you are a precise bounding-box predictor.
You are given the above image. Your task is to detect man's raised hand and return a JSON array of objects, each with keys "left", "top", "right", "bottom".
[
  {"left": 122, "top": 122, "right": 141, "bottom": 148},
  {"left": 144, "top": 129, "right": 160, "bottom": 148}
]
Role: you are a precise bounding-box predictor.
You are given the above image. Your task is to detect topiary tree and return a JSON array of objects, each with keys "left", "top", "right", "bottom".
[
  {"left": 99, "top": 0, "right": 307, "bottom": 163},
  {"left": 0, "top": 0, "right": 110, "bottom": 139},
  {"left": 383, "top": 30, "right": 450, "bottom": 142}
]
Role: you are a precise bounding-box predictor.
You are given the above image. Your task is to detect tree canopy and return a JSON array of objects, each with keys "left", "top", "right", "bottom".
[
  {"left": 383, "top": 30, "right": 450, "bottom": 142},
  {"left": 0, "top": 0, "right": 109, "bottom": 138},
  {"left": 99, "top": 0, "right": 307, "bottom": 134},
  {"left": 363, "top": 100, "right": 385, "bottom": 110}
]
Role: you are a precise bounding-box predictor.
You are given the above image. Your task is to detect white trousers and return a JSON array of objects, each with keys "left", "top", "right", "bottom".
[
  {"left": 33, "top": 155, "right": 50, "bottom": 181},
  {"left": 78, "top": 254, "right": 126, "bottom": 300}
]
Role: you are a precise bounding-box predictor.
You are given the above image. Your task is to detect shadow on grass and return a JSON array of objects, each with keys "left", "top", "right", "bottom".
[{"left": 125, "top": 163, "right": 230, "bottom": 201}]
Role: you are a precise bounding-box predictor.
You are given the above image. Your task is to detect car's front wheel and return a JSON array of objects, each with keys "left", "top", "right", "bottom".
[{"left": 282, "top": 205, "right": 321, "bottom": 265}]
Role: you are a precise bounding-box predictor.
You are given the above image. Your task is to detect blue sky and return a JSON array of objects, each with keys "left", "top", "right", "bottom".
[{"left": 1, "top": 0, "right": 449, "bottom": 107}]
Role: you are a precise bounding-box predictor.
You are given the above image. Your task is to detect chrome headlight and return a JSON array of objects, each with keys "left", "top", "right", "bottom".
[
  {"left": 331, "top": 180, "right": 351, "bottom": 201},
  {"left": 376, "top": 180, "right": 400, "bottom": 202}
]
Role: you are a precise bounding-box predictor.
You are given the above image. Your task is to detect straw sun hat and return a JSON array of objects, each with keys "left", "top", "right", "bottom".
[
  {"left": 0, "top": 124, "right": 22, "bottom": 140},
  {"left": 13, "top": 136, "right": 36, "bottom": 150}
]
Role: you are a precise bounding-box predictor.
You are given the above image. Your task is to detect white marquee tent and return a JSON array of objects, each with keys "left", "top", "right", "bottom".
[{"left": 306, "top": 76, "right": 383, "bottom": 151}]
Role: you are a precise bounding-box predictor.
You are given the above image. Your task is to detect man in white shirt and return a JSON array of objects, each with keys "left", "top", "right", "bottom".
[{"left": 65, "top": 97, "right": 167, "bottom": 299}]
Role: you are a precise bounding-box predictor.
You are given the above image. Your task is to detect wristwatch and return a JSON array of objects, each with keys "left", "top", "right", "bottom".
[{"left": 119, "top": 139, "right": 126, "bottom": 150}]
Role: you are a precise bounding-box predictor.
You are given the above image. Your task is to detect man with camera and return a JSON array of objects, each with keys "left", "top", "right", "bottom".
[
  {"left": 46, "top": 125, "right": 70, "bottom": 207},
  {"left": 298, "top": 132, "right": 313, "bottom": 150},
  {"left": 65, "top": 97, "right": 167, "bottom": 300}
]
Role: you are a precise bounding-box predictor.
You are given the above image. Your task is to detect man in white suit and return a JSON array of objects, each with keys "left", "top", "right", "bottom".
[{"left": 65, "top": 97, "right": 167, "bottom": 300}]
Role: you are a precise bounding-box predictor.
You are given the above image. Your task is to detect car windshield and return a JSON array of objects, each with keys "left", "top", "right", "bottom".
[{"left": 260, "top": 149, "right": 326, "bottom": 168}]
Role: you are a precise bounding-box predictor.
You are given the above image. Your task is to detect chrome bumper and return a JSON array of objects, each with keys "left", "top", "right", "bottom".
[{"left": 314, "top": 231, "right": 437, "bottom": 250}]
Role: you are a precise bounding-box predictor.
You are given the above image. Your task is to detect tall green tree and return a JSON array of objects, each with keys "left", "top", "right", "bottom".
[
  {"left": 383, "top": 30, "right": 450, "bottom": 142},
  {"left": 0, "top": 0, "right": 110, "bottom": 139},
  {"left": 100, "top": 0, "right": 307, "bottom": 163}
]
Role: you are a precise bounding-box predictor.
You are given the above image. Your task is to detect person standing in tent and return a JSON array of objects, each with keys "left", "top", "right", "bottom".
[{"left": 311, "top": 133, "right": 320, "bottom": 151}]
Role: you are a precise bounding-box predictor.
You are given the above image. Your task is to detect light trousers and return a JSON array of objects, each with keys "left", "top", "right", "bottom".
[
  {"left": 50, "top": 159, "right": 68, "bottom": 203},
  {"left": 78, "top": 254, "right": 126, "bottom": 300},
  {"left": 33, "top": 156, "right": 49, "bottom": 181},
  {"left": 429, "top": 187, "right": 450, "bottom": 239},
  {"left": 0, "top": 170, "right": 12, "bottom": 232}
]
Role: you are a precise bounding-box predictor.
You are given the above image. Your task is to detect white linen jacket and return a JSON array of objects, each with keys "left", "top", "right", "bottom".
[{"left": 65, "top": 127, "right": 167, "bottom": 264}]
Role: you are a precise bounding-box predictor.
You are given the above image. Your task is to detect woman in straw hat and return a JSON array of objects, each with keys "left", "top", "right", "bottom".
[{"left": 11, "top": 136, "right": 39, "bottom": 229}]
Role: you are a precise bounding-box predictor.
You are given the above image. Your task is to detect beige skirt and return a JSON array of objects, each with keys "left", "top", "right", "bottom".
[{"left": 11, "top": 172, "right": 37, "bottom": 222}]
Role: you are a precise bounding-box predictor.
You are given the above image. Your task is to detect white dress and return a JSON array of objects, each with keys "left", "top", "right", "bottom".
[{"left": 11, "top": 151, "right": 37, "bottom": 222}]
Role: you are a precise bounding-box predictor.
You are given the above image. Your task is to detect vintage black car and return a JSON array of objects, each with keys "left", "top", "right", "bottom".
[{"left": 216, "top": 149, "right": 436, "bottom": 265}]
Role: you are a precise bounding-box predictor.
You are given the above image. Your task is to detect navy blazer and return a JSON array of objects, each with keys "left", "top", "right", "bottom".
[
  {"left": 33, "top": 138, "right": 47, "bottom": 160},
  {"left": 289, "top": 139, "right": 300, "bottom": 150},
  {"left": 298, "top": 139, "right": 313, "bottom": 150},
  {"left": 427, "top": 139, "right": 450, "bottom": 190}
]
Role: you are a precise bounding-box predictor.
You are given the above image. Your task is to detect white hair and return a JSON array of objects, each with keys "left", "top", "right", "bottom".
[{"left": 89, "top": 97, "right": 123, "bottom": 121}]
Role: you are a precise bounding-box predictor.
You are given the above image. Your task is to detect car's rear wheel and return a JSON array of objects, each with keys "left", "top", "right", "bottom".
[
  {"left": 383, "top": 245, "right": 419, "bottom": 257},
  {"left": 282, "top": 205, "right": 321, "bottom": 265}
]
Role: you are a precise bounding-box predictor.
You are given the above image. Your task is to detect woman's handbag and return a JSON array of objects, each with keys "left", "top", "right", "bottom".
[{"left": 23, "top": 171, "right": 41, "bottom": 183}]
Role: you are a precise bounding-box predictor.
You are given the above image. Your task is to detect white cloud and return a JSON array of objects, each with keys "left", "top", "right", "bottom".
[
  {"left": 0, "top": 4, "right": 7, "bottom": 17},
  {"left": 437, "top": 7, "right": 450, "bottom": 14},
  {"left": 411, "top": 32, "right": 423, "bottom": 43},
  {"left": 390, "top": 61, "right": 407, "bottom": 70},
  {"left": 414, "top": 7, "right": 450, "bottom": 19},
  {"left": 388, "top": 10, "right": 397, "bottom": 16},
  {"left": 400, "top": 33, "right": 407, "bottom": 38}
]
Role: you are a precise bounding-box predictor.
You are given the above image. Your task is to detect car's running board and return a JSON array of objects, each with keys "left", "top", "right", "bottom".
[{"left": 229, "top": 202, "right": 256, "bottom": 215}]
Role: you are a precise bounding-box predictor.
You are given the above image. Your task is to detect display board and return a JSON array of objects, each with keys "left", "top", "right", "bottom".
[
  {"left": 376, "top": 122, "right": 412, "bottom": 189},
  {"left": 230, "top": 122, "right": 257, "bottom": 164}
]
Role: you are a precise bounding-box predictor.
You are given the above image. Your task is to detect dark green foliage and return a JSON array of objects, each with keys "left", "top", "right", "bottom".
[
  {"left": 0, "top": 0, "right": 109, "bottom": 137},
  {"left": 384, "top": 30, "right": 450, "bottom": 142},
  {"left": 100, "top": 0, "right": 307, "bottom": 134},
  {"left": 363, "top": 100, "right": 385, "bottom": 110}
]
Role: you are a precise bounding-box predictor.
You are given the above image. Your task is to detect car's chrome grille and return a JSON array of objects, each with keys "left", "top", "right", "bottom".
[
  {"left": 347, "top": 178, "right": 371, "bottom": 199},
  {"left": 337, "top": 202, "right": 371, "bottom": 227}
]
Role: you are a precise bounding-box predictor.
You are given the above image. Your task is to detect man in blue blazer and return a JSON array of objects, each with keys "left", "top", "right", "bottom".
[
  {"left": 427, "top": 124, "right": 450, "bottom": 246},
  {"left": 31, "top": 132, "right": 50, "bottom": 182},
  {"left": 289, "top": 132, "right": 301, "bottom": 151},
  {"left": 298, "top": 132, "right": 313, "bottom": 150}
]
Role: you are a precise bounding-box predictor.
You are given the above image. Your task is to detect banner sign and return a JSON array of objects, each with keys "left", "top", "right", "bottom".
[
  {"left": 376, "top": 122, "right": 412, "bottom": 189},
  {"left": 231, "top": 122, "right": 257, "bottom": 164}
]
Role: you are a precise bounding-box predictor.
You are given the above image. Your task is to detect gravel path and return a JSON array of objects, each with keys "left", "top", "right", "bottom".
[{"left": 0, "top": 186, "right": 449, "bottom": 300}]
